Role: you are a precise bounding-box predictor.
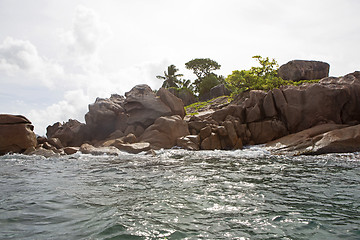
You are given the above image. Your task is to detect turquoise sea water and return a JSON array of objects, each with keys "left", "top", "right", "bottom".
[{"left": 0, "top": 148, "right": 359, "bottom": 239}]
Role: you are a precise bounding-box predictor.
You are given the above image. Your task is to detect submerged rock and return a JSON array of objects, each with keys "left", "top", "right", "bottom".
[
  {"left": 113, "top": 142, "right": 151, "bottom": 154},
  {"left": 79, "top": 143, "right": 121, "bottom": 156},
  {"left": 26, "top": 147, "right": 60, "bottom": 158},
  {"left": 63, "top": 147, "right": 79, "bottom": 155}
]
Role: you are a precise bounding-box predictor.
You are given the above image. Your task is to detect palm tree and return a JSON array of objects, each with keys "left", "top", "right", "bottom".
[
  {"left": 156, "top": 65, "right": 183, "bottom": 88},
  {"left": 178, "top": 79, "right": 195, "bottom": 92}
]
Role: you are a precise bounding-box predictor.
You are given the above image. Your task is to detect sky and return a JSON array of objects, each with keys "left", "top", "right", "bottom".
[{"left": 1, "top": 0, "right": 359, "bottom": 136}]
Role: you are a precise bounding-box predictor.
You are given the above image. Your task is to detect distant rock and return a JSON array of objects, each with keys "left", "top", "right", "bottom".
[
  {"left": 210, "top": 84, "right": 231, "bottom": 99},
  {"left": 278, "top": 60, "right": 330, "bottom": 81},
  {"left": 168, "top": 88, "right": 197, "bottom": 106},
  {"left": 37, "top": 70, "right": 360, "bottom": 155},
  {"left": 0, "top": 114, "right": 37, "bottom": 155},
  {"left": 46, "top": 119, "right": 89, "bottom": 147}
]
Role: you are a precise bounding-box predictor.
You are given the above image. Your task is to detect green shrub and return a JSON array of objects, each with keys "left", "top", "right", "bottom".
[
  {"left": 225, "top": 56, "right": 321, "bottom": 97},
  {"left": 198, "top": 74, "right": 220, "bottom": 97}
]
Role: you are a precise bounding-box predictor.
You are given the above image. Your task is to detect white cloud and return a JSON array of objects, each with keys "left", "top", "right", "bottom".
[
  {"left": 28, "top": 89, "right": 91, "bottom": 136},
  {"left": 0, "top": 37, "right": 64, "bottom": 88},
  {"left": 27, "top": 59, "right": 169, "bottom": 136},
  {"left": 61, "top": 5, "right": 112, "bottom": 71}
]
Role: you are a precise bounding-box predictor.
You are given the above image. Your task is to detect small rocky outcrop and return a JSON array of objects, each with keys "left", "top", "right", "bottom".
[
  {"left": 0, "top": 114, "right": 37, "bottom": 155},
  {"left": 266, "top": 124, "right": 360, "bottom": 155},
  {"left": 80, "top": 143, "right": 121, "bottom": 155},
  {"left": 113, "top": 142, "right": 151, "bottom": 154},
  {"left": 310, "top": 124, "right": 360, "bottom": 154},
  {"left": 278, "top": 60, "right": 330, "bottom": 81}
]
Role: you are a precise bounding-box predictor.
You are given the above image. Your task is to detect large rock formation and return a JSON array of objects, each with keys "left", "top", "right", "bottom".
[
  {"left": 184, "top": 71, "right": 360, "bottom": 152},
  {"left": 46, "top": 85, "right": 186, "bottom": 149},
  {"left": 0, "top": 114, "right": 37, "bottom": 155},
  {"left": 276, "top": 72, "right": 360, "bottom": 133},
  {"left": 278, "top": 60, "right": 330, "bottom": 81},
  {"left": 39, "top": 70, "right": 360, "bottom": 155}
]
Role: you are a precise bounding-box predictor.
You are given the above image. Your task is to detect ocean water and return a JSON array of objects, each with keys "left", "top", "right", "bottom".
[{"left": 0, "top": 147, "right": 359, "bottom": 240}]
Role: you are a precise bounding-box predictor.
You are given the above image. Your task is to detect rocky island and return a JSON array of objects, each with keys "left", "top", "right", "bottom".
[{"left": 1, "top": 60, "right": 360, "bottom": 157}]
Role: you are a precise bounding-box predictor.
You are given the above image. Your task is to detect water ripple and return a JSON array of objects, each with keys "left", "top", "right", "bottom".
[{"left": 0, "top": 150, "right": 359, "bottom": 239}]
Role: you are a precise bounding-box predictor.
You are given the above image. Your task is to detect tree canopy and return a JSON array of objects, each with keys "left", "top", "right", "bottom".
[
  {"left": 185, "top": 58, "right": 221, "bottom": 80},
  {"left": 185, "top": 58, "right": 222, "bottom": 96}
]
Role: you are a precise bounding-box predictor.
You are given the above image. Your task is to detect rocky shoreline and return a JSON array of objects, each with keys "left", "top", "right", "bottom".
[{"left": 1, "top": 69, "right": 360, "bottom": 157}]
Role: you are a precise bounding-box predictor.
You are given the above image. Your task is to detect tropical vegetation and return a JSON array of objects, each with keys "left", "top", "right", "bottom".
[
  {"left": 156, "top": 64, "right": 183, "bottom": 88},
  {"left": 156, "top": 56, "right": 321, "bottom": 105}
]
